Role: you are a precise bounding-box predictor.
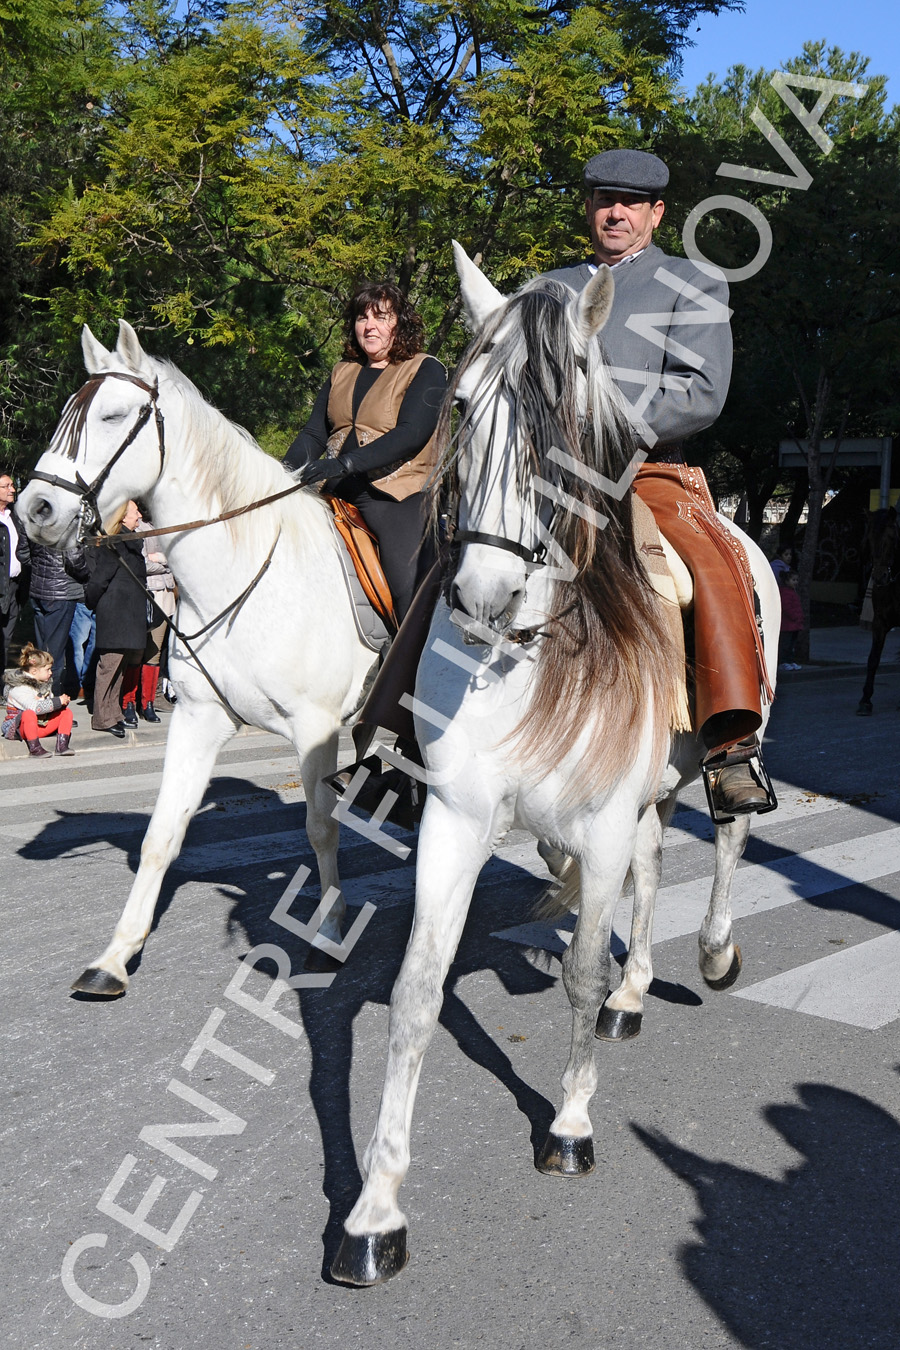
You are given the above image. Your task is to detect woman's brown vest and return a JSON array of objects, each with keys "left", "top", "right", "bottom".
[{"left": 326, "top": 354, "right": 440, "bottom": 501}]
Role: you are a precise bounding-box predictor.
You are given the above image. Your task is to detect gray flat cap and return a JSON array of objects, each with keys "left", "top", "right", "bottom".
[{"left": 583, "top": 149, "right": 668, "bottom": 197}]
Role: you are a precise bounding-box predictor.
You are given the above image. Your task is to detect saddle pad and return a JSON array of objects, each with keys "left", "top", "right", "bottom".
[
  {"left": 631, "top": 493, "right": 692, "bottom": 733},
  {"left": 327, "top": 515, "right": 391, "bottom": 654},
  {"left": 324, "top": 495, "right": 398, "bottom": 631}
]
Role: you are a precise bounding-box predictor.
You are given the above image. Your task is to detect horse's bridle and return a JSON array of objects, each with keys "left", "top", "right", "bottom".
[
  {"left": 452, "top": 528, "right": 547, "bottom": 564},
  {"left": 30, "top": 371, "right": 165, "bottom": 540}
]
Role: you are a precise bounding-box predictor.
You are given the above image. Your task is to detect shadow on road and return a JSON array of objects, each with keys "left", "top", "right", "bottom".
[
  {"left": 220, "top": 855, "right": 558, "bottom": 1282},
  {"left": 634, "top": 1077, "right": 900, "bottom": 1349}
]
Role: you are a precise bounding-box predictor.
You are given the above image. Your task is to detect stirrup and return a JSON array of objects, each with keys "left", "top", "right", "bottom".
[
  {"left": 701, "top": 734, "right": 778, "bottom": 825},
  {"left": 324, "top": 754, "right": 423, "bottom": 831}
]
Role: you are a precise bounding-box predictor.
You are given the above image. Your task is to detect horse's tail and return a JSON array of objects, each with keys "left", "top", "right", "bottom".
[
  {"left": 533, "top": 856, "right": 581, "bottom": 921},
  {"left": 532, "top": 856, "right": 636, "bottom": 924}
]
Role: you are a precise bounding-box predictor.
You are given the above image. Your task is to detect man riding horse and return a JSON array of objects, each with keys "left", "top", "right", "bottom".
[
  {"left": 540, "top": 148, "right": 773, "bottom": 815},
  {"left": 336, "top": 148, "right": 775, "bottom": 819}
]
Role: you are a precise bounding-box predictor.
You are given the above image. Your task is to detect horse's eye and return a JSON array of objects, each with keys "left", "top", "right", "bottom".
[{"left": 101, "top": 411, "right": 127, "bottom": 423}]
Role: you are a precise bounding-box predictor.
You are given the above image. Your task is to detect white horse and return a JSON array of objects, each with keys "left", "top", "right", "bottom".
[
  {"left": 17, "top": 322, "right": 377, "bottom": 996},
  {"left": 330, "top": 247, "right": 779, "bottom": 1285}
]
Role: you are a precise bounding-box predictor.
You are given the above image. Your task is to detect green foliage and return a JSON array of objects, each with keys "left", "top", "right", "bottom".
[
  {"left": 1, "top": 0, "right": 733, "bottom": 468},
  {"left": 672, "top": 44, "right": 900, "bottom": 548},
  {"left": 4, "top": 2, "right": 897, "bottom": 527}
]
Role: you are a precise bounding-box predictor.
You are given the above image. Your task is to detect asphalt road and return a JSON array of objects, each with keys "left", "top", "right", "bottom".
[{"left": 2, "top": 665, "right": 899, "bottom": 1350}]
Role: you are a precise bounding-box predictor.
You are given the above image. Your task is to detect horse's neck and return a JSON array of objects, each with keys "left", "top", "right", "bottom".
[{"left": 142, "top": 395, "right": 331, "bottom": 602}]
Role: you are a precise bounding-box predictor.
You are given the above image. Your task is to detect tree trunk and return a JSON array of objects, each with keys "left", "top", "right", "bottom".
[
  {"left": 795, "top": 370, "right": 831, "bottom": 663},
  {"left": 779, "top": 469, "right": 809, "bottom": 550}
]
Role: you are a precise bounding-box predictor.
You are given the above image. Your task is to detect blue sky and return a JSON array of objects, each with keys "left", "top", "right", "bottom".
[{"left": 677, "top": 0, "right": 897, "bottom": 109}]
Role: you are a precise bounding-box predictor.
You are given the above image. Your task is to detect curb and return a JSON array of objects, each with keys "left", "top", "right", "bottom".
[{"left": 776, "top": 659, "right": 900, "bottom": 685}]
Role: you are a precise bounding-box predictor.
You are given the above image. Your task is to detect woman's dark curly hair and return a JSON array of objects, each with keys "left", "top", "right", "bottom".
[{"left": 341, "top": 282, "right": 425, "bottom": 364}]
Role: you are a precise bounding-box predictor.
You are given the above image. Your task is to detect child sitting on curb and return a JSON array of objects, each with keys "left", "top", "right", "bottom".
[
  {"left": 779, "top": 571, "right": 804, "bottom": 672},
  {"left": 2, "top": 643, "right": 74, "bottom": 757}
]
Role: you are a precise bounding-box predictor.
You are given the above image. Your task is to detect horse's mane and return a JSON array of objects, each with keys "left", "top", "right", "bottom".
[
  {"left": 435, "top": 278, "right": 683, "bottom": 797},
  {"left": 154, "top": 360, "right": 328, "bottom": 559}
]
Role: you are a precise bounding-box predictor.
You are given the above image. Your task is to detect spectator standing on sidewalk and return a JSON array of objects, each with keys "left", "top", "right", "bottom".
[
  {"left": 120, "top": 513, "right": 175, "bottom": 725},
  {"left": 771, "top": 543, "right": 793, "bottom": 585},
  {"left": 66, "top": 595, "right": 96, "bottom": 701},
  {"left": 779, "top": 570, "right": 804, "bottom": 671},
  {"left": 0, "top": 472, "right": 30, "bottom": 673},
  {"left": 29, "top": 541, "right": 90, "bottom": 695},
  {"left": 84, "top": 501, "right": 148, "bottom": 739}
]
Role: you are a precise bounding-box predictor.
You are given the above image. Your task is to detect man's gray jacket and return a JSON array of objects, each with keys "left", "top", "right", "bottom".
[{"left": 541, "top": 244, "right": 732, "bottom": 452}]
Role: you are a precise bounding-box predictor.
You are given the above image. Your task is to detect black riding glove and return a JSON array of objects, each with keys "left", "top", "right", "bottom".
[{"left": 291, "top": 455, "right": 354, "bottom": 487}]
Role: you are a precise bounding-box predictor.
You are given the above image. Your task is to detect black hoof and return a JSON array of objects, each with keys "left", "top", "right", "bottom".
[
  {"left": 71, "top": 967, "right": 126, "bottom": 997},
  {"left": 330, "top": 1228, "right": 409, "bottom": 1286},
  {"left": 536, "top": 1132, "right": 595, "bottom": 1176},
  {"left": 856, "top": 702, "right": 873, "bottom": 717},
  {"left": 302, "top": 945, "right": 343, "bottom": 976},
  {"left": 595, "top": 1005, "right": 642, "bottom": 1041},
  {"left": 703, "top": 944, "right": 742, "bottom": 991}
]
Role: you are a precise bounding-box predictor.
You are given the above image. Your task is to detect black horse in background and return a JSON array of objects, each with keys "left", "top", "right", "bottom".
[{"left": 857, "top": 507, "right": 900, "bottom": 716}]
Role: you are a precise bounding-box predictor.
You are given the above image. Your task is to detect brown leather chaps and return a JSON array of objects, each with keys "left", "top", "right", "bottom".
[{"left": 632, "top": 464, "right": 771, "bottom": 751}]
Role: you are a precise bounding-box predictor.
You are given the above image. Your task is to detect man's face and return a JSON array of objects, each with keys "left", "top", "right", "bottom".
[
  {"left": 0, "top": 477, "right": 15, "bottom": 510},
  {"left": 585, "top": 191, "right": 665, "bottom": 265}
]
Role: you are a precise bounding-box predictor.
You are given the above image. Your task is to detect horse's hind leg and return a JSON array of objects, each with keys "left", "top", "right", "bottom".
[
  {"left": 72, "top": 699, "right": 238, "bottom": 996},
  {"left": 698, "top": 814, "right": 751, "bottom": 989},
  {"left": 538, "top": 824, "right": 635, "bottom": 1177},
  {"left": 331, "top": 794, "right": 491, "bottom": 1286},
  {"left": 595, "top": 803, "right": 664, "bottom": 1042},
  {"left": 293, "top": 711, "right": 344, "bottom": 950}
]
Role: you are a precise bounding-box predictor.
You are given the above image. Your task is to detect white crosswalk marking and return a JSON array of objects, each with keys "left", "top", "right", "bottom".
[
  {"left": 653, "top": 825, "right": 900, "bottom": 942},
  {"left": 733, "top": 932, "right": 900, "bottom": 1030},
  {"left": 4, "top": 737, "right": 900, "bottom": 1029}
]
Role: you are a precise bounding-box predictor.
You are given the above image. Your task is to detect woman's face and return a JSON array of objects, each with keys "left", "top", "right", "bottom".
[
  {"left": 355, "top": 304, "right": 398, "bottom": 368},
  {"left": 122, "top": 500, "right": 142, "bottom": 531}
]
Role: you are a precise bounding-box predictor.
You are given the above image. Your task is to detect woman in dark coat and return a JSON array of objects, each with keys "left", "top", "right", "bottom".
[{"left": 84, "top": 500, "right": 148, "bottom": 738}]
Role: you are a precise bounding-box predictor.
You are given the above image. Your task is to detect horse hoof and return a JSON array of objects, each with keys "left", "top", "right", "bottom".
[
  {"left": 536, "top": 1132, "right": 595, "bottom": 1176},
  {"left": 330, "top": 1228, "right": 409, "bottom": 1286},
  {"left": 302, "top": 946, "right": 342, "bottom": 976},
  {"left": 703, "top": 945, "right": 742, "bottom": 991},
  {"left": 856, "top": 702, "right": 873, "bottom": 717},
  {"left": 594, "top": 1005, "right": 642, "bottom": 1041},
  {"left": 71, "top": 967, "right": 126, "bottom": 997}
]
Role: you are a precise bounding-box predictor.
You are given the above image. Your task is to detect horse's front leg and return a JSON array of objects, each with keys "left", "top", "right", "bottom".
[
  {"left": 71, "top": 699, "right": 238, "bottom": 996},
  {"left": 595, "top": 802, "right": 664, "bottom": 1042},
  {"left": 697, "top": 813, "right": 751, "bottom": 989},
  {"left": 331, "top": 793, "right": 492, "bottom": 1286},
  {"left": 538, "top": 824, "right": 635, "bottom": 1177}
]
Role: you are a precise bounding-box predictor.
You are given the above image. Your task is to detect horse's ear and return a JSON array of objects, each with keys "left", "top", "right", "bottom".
[
  {"left": 453, "top": 240, "right": 504, "bottom": 331},
  {"left": 81, "top": 325, "right": 112, "bottom": 374},
  {"left": 570, "top": 264, "right": 615, "bottom": 343},
  {"left": 114, "top": 320, "right": 153, "bottom": 376}
]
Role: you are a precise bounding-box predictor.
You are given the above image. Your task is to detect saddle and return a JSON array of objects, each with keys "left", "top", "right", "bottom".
[{"left": 324, "top": 495, "right": 398, "bottom": 640}]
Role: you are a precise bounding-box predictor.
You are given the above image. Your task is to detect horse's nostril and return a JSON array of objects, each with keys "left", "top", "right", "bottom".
[
  {"left": 33, "top": 497, "right": 53, "bottom": 521},
  {"left": 450, "top": 582, "right": 470, "bottom": 617}
]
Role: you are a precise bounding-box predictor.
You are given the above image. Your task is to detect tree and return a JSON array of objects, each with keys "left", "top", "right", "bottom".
[
  {"left": 675, "top": 46, "right": 900, "bottom": 650},
  {"left": 15, "top": 0, "right": 737, "bottom": 459}
]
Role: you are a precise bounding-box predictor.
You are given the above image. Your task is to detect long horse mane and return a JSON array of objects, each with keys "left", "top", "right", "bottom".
[
  {"left": 435, "top": 277, "right": 683, "bottom": 797},
  {"left": 151, "top": 360, "right": 329, "bottom": 558}
]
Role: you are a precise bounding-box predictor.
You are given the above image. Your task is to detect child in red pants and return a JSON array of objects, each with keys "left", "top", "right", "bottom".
[{"left": 2, "top": 643, "right": 74, "bottom": 757}]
